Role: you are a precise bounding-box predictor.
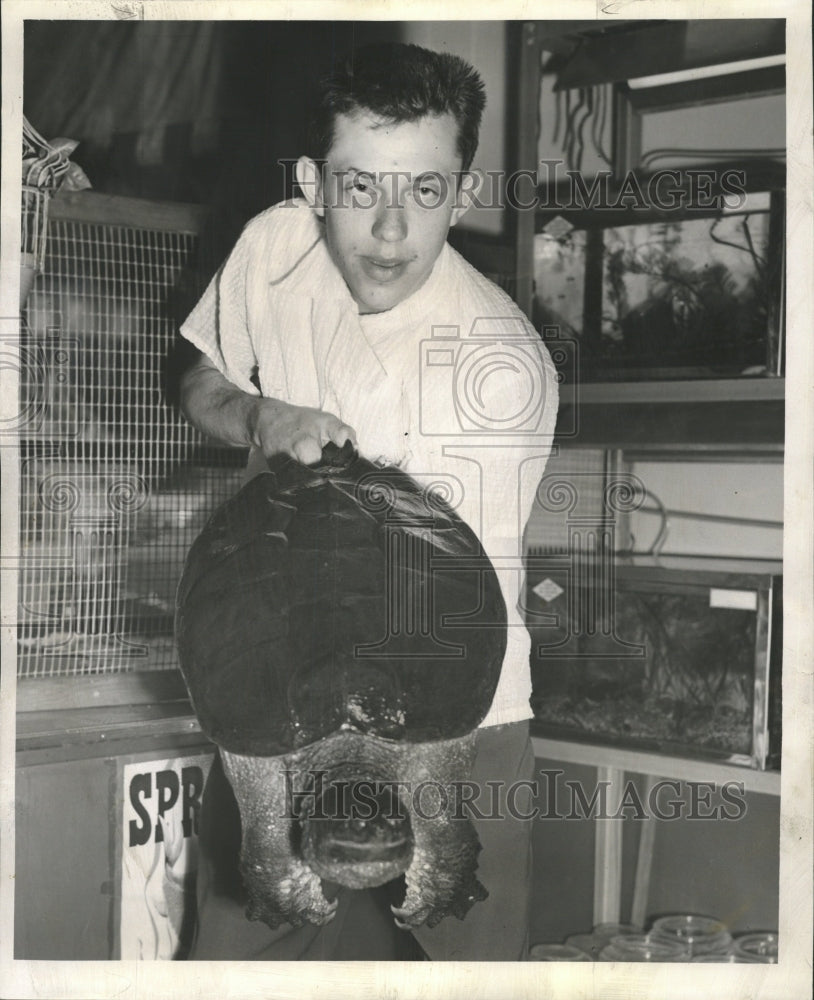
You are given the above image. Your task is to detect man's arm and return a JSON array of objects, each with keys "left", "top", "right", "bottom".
[{"left": 179, "top": 351, "right": 356, "bottom": 466}]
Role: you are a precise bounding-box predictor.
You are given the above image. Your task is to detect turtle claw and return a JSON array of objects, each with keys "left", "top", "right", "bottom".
[
  {"left": 245, "top": 861, "right": 338, "bottom": 929},
  {"left": 299, "top": 892, "right": 339, "bottom": 927},
  {"left": 303, "top": 894, "right": 338, "bottom": 927},
  {"left": 391, "top": 903, "right": 431, "bottom": 930},
  {"left": 394, "top": 857, "right": 488, "bottom": 928},
  {"left": 248, "top": 890, "right": 337, "bottom": 929}
]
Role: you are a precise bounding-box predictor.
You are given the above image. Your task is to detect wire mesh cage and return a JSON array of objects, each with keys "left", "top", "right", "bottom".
[{"left": 18, "top": 191, "right": 245, "bottom": 678}]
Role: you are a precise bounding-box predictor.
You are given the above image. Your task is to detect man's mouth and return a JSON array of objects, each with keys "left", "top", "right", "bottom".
[{"left": 360, "top": 256, "right": 411, "bottom": 283}]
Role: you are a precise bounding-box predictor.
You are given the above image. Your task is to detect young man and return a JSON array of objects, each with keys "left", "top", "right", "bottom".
[{"left": 179, "top": 42, "right": 558, "bottom": 961}]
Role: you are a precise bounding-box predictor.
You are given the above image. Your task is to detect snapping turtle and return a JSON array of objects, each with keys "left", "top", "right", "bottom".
[{"left": 175, "top": 443, "right": 506, "bottom": 930}]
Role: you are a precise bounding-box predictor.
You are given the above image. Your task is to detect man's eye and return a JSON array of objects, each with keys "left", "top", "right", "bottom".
[
  {"left": 414, "top": 181, "right": 444, "bottom": 203},
  {"left": 352, "top": 178, "right": 371, "bottom": 192}
]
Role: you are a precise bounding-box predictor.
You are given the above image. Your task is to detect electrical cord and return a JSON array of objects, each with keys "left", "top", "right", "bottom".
[{"left": 624, "top": 488, "right": 782, "bottom": 559}]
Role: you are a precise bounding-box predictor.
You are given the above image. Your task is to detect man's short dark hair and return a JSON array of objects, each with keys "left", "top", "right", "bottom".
[{"left": 310, "top": 43, "right": 486, "bottom": 172}]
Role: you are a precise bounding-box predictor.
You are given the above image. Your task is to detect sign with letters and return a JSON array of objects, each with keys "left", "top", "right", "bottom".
[{"left": 120, "top": 753, "right": 213, "bottom": 960}]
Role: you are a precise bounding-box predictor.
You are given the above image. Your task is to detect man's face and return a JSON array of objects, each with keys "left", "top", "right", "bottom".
[{"left": 309, "top": 111, "right": 473, "bottom": 314}]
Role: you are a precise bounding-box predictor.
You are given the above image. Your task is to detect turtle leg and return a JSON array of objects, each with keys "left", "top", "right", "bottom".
[
  {"left": 220, "top": 750, "right": 338, "bottom": 929},
  {"left": 390, "top": 734, "right": 488, "bottom": 929},
  {"left": 392, "top": 814, "right": 487, "bottom": 930}
]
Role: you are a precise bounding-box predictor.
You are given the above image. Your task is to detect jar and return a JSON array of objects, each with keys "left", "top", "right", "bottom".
[
  {"left": 565, "top": 924, "right": 639, "bottom": 961},
  {"left": 529, "top": 943, "right": 592, "bottom": 961},
  {"left": 732, "top": 932, "right": 779, "bottom": 963},
  {"left": 650, "top": 914, "right": 733, "bottom": 957},
  {"left": 691, "top": 953, "right": 741, "bottom": 963},
  {"left": 600, "top": 934, "right": 691, "bottom": 962}
]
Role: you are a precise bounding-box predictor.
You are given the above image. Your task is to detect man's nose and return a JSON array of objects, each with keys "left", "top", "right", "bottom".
[{"left": 371, "top": 202, "right": 408, "bottom": 243}]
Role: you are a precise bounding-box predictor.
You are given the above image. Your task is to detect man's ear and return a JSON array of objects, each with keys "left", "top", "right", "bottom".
[
  {"left": 449, "top": 169, "right": 484, "bottom": 227},
  {"left": 295, "top": 156, "right": 325, "bottom": 217}
]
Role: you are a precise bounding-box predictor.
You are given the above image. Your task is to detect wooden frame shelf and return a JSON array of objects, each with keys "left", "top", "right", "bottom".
[
  {"left": 532, "top": 734, "right": 781, "bottom": 796},
  {"left": 556, "top": 393, "right": 785, "bottom": 452},
  {"left": 563, "top": 377, "right": 785, "bottom": 405}
]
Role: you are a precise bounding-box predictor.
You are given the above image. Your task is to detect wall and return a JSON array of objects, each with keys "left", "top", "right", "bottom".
[
  {"left": 639, "top": 94, "right": 786, "bottom": 167},
  {"left": 628, "top": 459, "right": 783, "bottom": 559},
  {"left": 15, "top": 757, "right": 115, "bottom": 958},
  {"left": 401, "top": 21, "right": 510, "bottom": 237},
  {"left": 641, "top": 782, "right": 779, "bottom": 932}
]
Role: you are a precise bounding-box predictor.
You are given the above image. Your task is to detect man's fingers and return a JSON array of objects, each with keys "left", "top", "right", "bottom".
[
  {"left": 255, "top": 405, "right": 357, "bottom": 464},
  {"left": 290, "top": 436, "right": 324, "bottom": 466},
  {"left": 329, "top": 422, "right": 357, "bottom": 450}
]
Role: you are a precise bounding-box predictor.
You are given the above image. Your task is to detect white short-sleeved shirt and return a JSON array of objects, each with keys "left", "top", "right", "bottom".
[{"left": 181, "top": 199, "right": 559, "bottom": 728}]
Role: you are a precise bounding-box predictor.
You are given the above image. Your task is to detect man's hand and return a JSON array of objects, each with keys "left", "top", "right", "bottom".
[
  {"left": 179, "top": 351, "right": 356, "bottom": 465},
  {"left": 249, "top": 399, "right": 357, "bottom": 466}
]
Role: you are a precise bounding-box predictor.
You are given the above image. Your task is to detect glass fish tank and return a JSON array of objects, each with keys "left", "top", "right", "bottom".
[
  {"left": 525, "top": 555, "right": 782, "bottom": 769},
  {"left": 533, "top": 181, "right": 785, "bottom": 381}
]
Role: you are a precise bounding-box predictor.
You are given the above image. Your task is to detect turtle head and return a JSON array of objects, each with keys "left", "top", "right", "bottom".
[{"left": 300, "top": 772, "right": 414, "bottom": 889}]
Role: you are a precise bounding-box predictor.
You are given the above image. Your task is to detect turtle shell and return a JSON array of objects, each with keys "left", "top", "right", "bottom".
[{"left": 175, "top": 443, "right": 506, "bottom": 756}]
